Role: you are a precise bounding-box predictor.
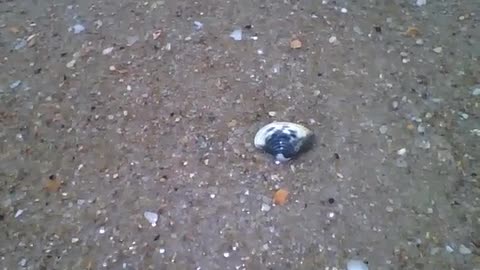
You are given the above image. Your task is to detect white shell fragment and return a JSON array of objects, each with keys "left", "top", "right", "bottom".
[
  {"left": 143, "top": 211, "right": 158, "bottom": 227},
  {"left": 347, "top": 260, "right": 369, "bottom": 270},
  {"left": 229, "top": 29, "right": 242, "bottom": 41},
  {"left": 254, "top": 121, "right": 314, "bottom": 162}
]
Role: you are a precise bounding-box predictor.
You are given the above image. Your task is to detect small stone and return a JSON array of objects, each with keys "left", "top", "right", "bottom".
[
  {"left": 472, "top": 86, "right": 480, "bottom": 96},
  {"left": 223, "top": 252, "right": 230, "bottom": 258},
  {"left": 102, "top": 47, "right": 114, "bottom": 55},
  {"left": 445, "top": 245, "right": 454, "bottom": 253},
  {"left": 433, "top": 47, "right": 443, "bottom": 54},
  {"left": 328, "top": 36, "right": 338, "bottom": 44},
  {"left": 392, "top": 100, "right": 399, "bottom": 109},
  {"left": 194, "top": 21, "right": 203, "bottom": 30},
  {"left": 460, "top": 113, "right": 469, "bottom": 119},
  {"left": 143, "top": 211, "right": 158, "bottom": 226},
  {"left": 66, "top": 59, "right": 76, "bottom": 69},
  {"left": 14, "top": 209, "right": 24, "bottom": 218},
  {"left": 109, "top": 65, "right": 116, "bottom": 71},
  {"left": 385, "top": 206, "right": 394, "bottom": 212},
  {"left": 159, "top": 248, "right": 166, "bottom": 254},
  {"left": 152, "top": 30, "right": 162, "bottom": 40},
  {"left": 427, "top": 207, "right": 433, "bottom": 214},
  {"left": 417, "top": 124, "right": 426, "bottom": 133},
  {"left": 340, "top": 8, "right": 348, "bottom": 13},
  {"left": 397, "top": 148, "right": 407, "bottom": 156},
  {"left": 71, "top": 238, "right": 79, "bottom": 243},
  {"left": 70, "top": 24, "right": 85, "bottom": 34},
  {"left": 99, "top": 227, "right": 106, "bottom": 234},
  {"left": 379, "top": 125, "right": 388, "bottom": 134},
  {"left": 9, "top": 80, "right": 22, "bottom": 89},
  {"left": 415, "top": 39, "right": 424, "bottom": 45},
  {"left": 416, "top": 0, "right": 426, "bottom": 6},
  {"left": 268, "top": 111, "right": 277, "bottom": 117},
  {"left": 459, "top": 244, "right": 472, "bottom": 255},
  {"left": 261, "top": 203, "right": 271, "bottom": 212},
  {"left": 26, "top": 34, "right": 37, "bottom": 47},
  {"left": 405, "top": 26, "right": 420, "bottom": 37},
  {"left": 229, "top": 29, "right": 242, "bottom": 41},
  {"left": 290, "top": 39, "right": 302, "bottom": 49},
  {"left": 18, "top": 258, "right": 27, "bottom": 267},
  {"left": 347, "top": 259, "right": 369, "bottom": 270}
]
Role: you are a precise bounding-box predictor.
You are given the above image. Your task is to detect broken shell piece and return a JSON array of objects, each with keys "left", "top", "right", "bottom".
[{"left": 254, "top": 122, "right": 314, "bottom": 162}]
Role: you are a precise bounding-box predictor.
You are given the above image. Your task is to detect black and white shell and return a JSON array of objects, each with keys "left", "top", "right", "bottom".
[{"left": 254, "top": 122, "right": 314, "bottom": 162}]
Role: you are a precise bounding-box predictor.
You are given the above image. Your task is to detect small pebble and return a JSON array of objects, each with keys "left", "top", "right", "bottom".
[
  {"left": 66, "top": 59, "right": 76, "bottom": 68},
  {"left": 379, "top": 125, "right": 388, "bottom": 134},
  {"left": 460, "top": 113, "right": 469, "bottom": 120},
  {"left": 223, "top": 252, "right": 230, "bottom": 258},
  {"left": 144, "top": 211, "right": 158, "bottom": 226},
  {"left": 14, "top": 209, "right": 24, "bottom": 218},
  {"left": 392, "top": 100, "right": 399, "bottom": 109},
  {"left": 290, "top": 39, "right": 302, "bottom": 49},
  {"left": 193, "top": 21, "right": 203, "bottom": 30},
  {"left": 328, "top": 36, "right": 338, "bottom": 44},
  {"left": 340, "top": 8, "right": 348, "bottom": 13},
  {"left": 102, "top": 47, "right": 114, "bottom": 55},
  {"left": 71, "top": 237, "right": 79, "bottom": 243},
  {"left": 18, "top": 258, "right": 27, "bottom": 267},
  {"left": 261, "top": 203, "right": 271, "bottom": 212},
  {"left": 347, "top": 259, "right": 369, "bottom": 270},
  {"left": 416, "top": 0, "right": 427, "bottom": 6},
  {"left": 385, "top": 206, "right": 394, "bottom": 212},
  {"left": 159, "top": 248, "right": 165, "bottom": 254},
  {"left": 472, "top": 87, "right": 480, "bottom": 96},
  {"left": 445, "top": 245, "right": 454, "bottom": 253},
  {"left": 70, "top": 24, "right": 85, "bottom": 34},
  {"left": 268, "top": 111, "right": 277, "bottom": 117},
  {"left": 397, "top": 148, "right": 407, "bottom": 156},
  {"left": 433, "top": 47, "right": 443, "bottom": 54},
  {"left": 415, "top": 39, "right": 424, "bottom": 45},
  {"left": 230, "top": 29, "right": 242, "bottom": 41},
  {"left": 430, "top": 247, "right": 440, "bottom": 255},
  {"left": 459, "top": 244, "right": 472, "bottom": 255},
  {"left": 99, "top": 227, "right": 106, "bottom": 234},
  {"left": 9, "top": 80, "right": 22, "bottom": 89},
  {"left": 417, "top": 124, "right": 426, "bottom": 133}
]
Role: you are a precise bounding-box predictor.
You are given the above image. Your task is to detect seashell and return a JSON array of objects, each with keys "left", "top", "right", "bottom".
[{"left": 254, "top": 121, "right": 314, "bottom": 162}]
